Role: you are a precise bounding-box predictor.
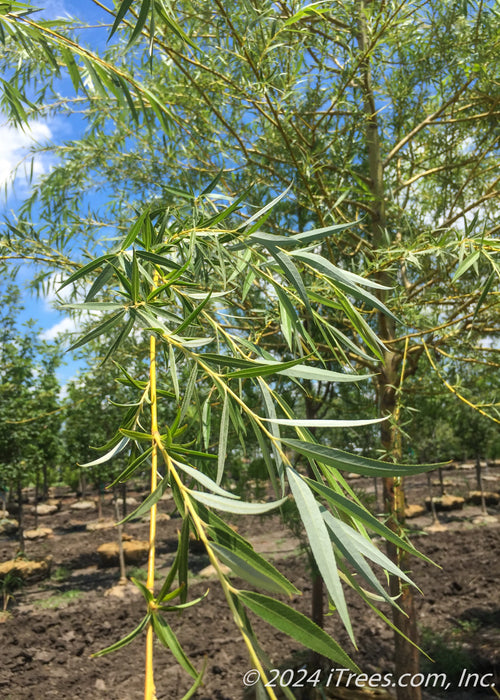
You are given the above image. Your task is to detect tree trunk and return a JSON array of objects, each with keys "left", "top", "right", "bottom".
[
  {"left": 34, "top": 468, "right": 39, "bottom": 531},
  {"left": 17, "top": 474, "right": 24, "bottom": 555},
  {"left": 114, "top": 491, "right": 127, "bottom": 584},
  {"left": 380, "top": 364, "right": 421, "bottom": 700},
  {"left": 42, "top": 463, "right": 49, "bottom": 501},
  {"left": 357, "top": 5, "right": 422, "bottom": 697},
  {"left": 79, "top": 472, "right": 86, "bottom": 500},
  {"left": 121, "top": 482, "right": 128, "bottom": 522},
  {"left": 475, "top": 454, "right": 487, "bottom": 515}
]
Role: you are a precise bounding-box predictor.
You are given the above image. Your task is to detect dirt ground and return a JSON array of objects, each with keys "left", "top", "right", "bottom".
[{"left": 0, "top": 462, "right": 499, "bottom": 700}]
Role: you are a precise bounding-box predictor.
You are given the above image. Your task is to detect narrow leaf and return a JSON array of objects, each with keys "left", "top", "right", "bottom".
[
  {"left": 79, "top": 435, "right": 129, "bottom": 468},
  {"left": 119, "top": 476, "right": 170, "bottom": 524},
  {"left": 67, "top": 310, "right": 126, "bottom": 353},
  {"left": 263, "top": 417, "right": 385, "bottom": 428},
  {"left": 322, "top": 510, "right": 404, "bottom": 608},
  {"left": 92, "top": 614, "right": 150, "bottom": 657},
  {"left": 306, "top": 478, "right": 434, "bottom": 565},
  {"left": 287, "top": 467, "right": 353, "bottom": 643},
  {"left": 238, "top": 592, "right": 358, "bottom": 670},
  {"left": 189, "top": 490, "right": 287, "bottom": 515},
  {"left": 151, "top": 614, "right": 198, "bottom": 679},
  {"left": 452, "top": 249, "right": 481, "bottom": 281},
  {"left": 210, "top": 542, "right": 299, "bottom": 596},
  {"left": 217, "top": 392, "right": 230, "bottom": 485},
  {"left": 173, "top": 459, "right": 239, "bottom": 498},
  {"left": 282, "top": 439, "right": 442, "bottom": 476}
]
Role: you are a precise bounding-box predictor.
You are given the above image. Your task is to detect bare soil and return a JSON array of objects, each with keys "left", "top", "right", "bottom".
[{"left": 0, "top": 463, "right": 499, "bottom": 700}]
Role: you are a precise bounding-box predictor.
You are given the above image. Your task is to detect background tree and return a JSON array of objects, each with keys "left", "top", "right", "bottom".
[{"left": 0, "top": 284, "right": 62, "bottom": 548}]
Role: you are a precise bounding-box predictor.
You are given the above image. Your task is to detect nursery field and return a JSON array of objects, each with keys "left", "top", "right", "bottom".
[{"left": 0, "top": 464, "right": 499, "bottom": 700}]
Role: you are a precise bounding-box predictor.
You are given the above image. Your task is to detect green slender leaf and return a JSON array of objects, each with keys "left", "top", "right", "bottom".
[
  {"left": 291, "top": 250, "right": 397, "bottom": 321},
  {"left": 201, "top": 187, "right": 251, "bottom": 228},
  {"left": 154, "top": 0, "right": 198, "bottom": 50},
  {"left": 135, "top": 306, "right": 170, "bottom": 335},
  {"left": 189, "top": 490, "right": 287, "bottom": 515},
  {"left": 151, "top": 614, "right": 198, "bottom": 679},
  {"left": 282, "top": 1, "right": 332, "bottom": 27},
  {"left": 282, "top": 438, "right": 442, "bottom": 476},
  {"left": 335, "top": 290, "right": 385, "bottom": 360},
  {"left": 62, "top": 303, "right": 124, "bottom": 311},
  {"left": 118, "top": 476, "right": 170, "bottom": 524},
  {"left": 170, "top": 334, "right": 214, "bottom": 348},
  {"left": 130, "top": 576, "right": 154, "bottom": 603},
  {"left": 270, "top": 248, "right": 311, "bottom": 314},
  {"left": 174, "top": 291, "right": 212, "bottom": 334},
  {"left": 85, "top": 263, "right": 115, "bottom": 302},
  {"left": 107, "top": 446, "right": 153, "bottom": 487},
  {"left": 329, "top": 515, "right": 416, "bottom": 587},
  {"left": 471, "top": 269, "right": 495, "bottom": 325},
  {"left": 92, "top": 614, "right": 151, "bottom": 657},
  {"left": 172, "top": 459, "right": 239, "bottom": 498},
  {"left": 157, "top": 524, "right": 182, "bottom": 602},
  {"left": 178, "top": 516, "right": 190, "bottom": 604},
  {"left": 291, "top": 221, "right": 358, "bottom": 246},
  {"left": 100, "top": 312, "right": 136, "bottom": 365},
  {"left": 322, "top": 510, "right": 404, "bottom": 609},
  {"left": 197, "top": 503, "right": 256, "bottom": 552},
  {"left": 121, "top": 207, "right": 151, "bottom": 250},
  {"left": 239, "top": 184, "right": 292, "bottom": 231},
  {"left": 178, "top": 657, "right": 207, "bottom": 700},
  {"left": 109, "top": 0, "right": 135, "bottom": 40},
  {"left": 248, "top": 415, "right": 281, "bottom": 496},
  {"left": 225, "top": 355, "right": 311, "bottom": 379},
  {"left": 200, "top": 167, "right": 224, "bottom": 196},
  {"left": 287, "top": 467, "right": 353, "bottom": 643},
  {"left": 257, "top": 378, "right": 284, "bottom": 484},
  {"left": 247, "top": 221, "right": 358, "bottom": 250},
  {"left": 452, "top": 249, "right": 481, "bottom": 281},
  {"left": 305, "top": 478, "right": 434, "bottom": 565},
  {"left": 66, "top": 310, "right": 126, "bottom": 353},
  {"left": 136, "top": 249, "right": 181, "bottom": 271},
  {"left": 179, "top": 365, "right": 197, "bottom": 423},
  {"left": 263, "top": 417, "right": 384, "bottom": 428},
  {"left": 217, "top": 391, "right": 230, "bottom": 485},
  {"left": 127, "top": 0, "right": 151, "bottom": 48},
  {"left": 201, "top": 397, "right": 211, "bottom": 450},
  {"left": 210, "top": 542, "right": 299, "bottom": 596},
  {"left": 131, "top": 250, "right": 140, "bottom": 303},
  {"left": 238, "top": 592, "right": 358, "bottom": 670},
  {"left": 79, "top": 435, "right": 129, "bottom": 468},
  {"left": 119, "top": 428, "right": 153, "bottom": 441},
  {"left": 60, "top": 45, "right": 81, "bottom": 92},
  {"left": 169, "top": 345, "right": 180, "bottom": 402}
]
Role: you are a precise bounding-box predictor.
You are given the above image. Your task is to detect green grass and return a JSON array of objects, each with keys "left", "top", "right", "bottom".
[
  {"left": 33, "top": 590, "right": 83, "bottom": 609},
  {"left": 50, "top": 566, "right": 71, "bottom": 583},
  {"left": 420, "top": 625, "right": 477, "bottom": 692}
]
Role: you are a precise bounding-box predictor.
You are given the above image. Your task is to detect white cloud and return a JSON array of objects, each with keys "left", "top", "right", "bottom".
[
  {"left": 40, "top": 316, "right": 78, "bottom": 341},
  {"left": 42, "top": 272, "right": 75, "bottom": 311},
  {"left": 0, "top": 121, "right": 53, "bottom": 190}
]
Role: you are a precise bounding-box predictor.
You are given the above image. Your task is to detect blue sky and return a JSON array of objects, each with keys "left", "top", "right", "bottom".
[{"left": 0, "top": 0, "right": 111, "bottom": 387}]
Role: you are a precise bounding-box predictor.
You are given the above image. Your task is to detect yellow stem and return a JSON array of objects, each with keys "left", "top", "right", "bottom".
[
  {"left": 423, "top": 340, "right": 500, "bottom": 425},
  {"left": 145, "top": 320, "right": 159, "bottom": 700},
  {"left": 158, "top": 446, "right": 279, "bottom": 700}
]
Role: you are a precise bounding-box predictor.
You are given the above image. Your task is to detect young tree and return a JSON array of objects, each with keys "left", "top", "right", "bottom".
[
  {"left": 1, "top": 2, "right": 499, "bottom": 698},
  {"left": 0, "top": 284, "right": 62, "bottom": 548}
]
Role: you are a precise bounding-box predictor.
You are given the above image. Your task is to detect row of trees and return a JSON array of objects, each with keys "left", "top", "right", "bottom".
[
  {"left": 1, "top": 286, "right": 497, "bottom": 506},
  {"left": 0, "top": 1, "right": 498, "bottom": 699}
]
